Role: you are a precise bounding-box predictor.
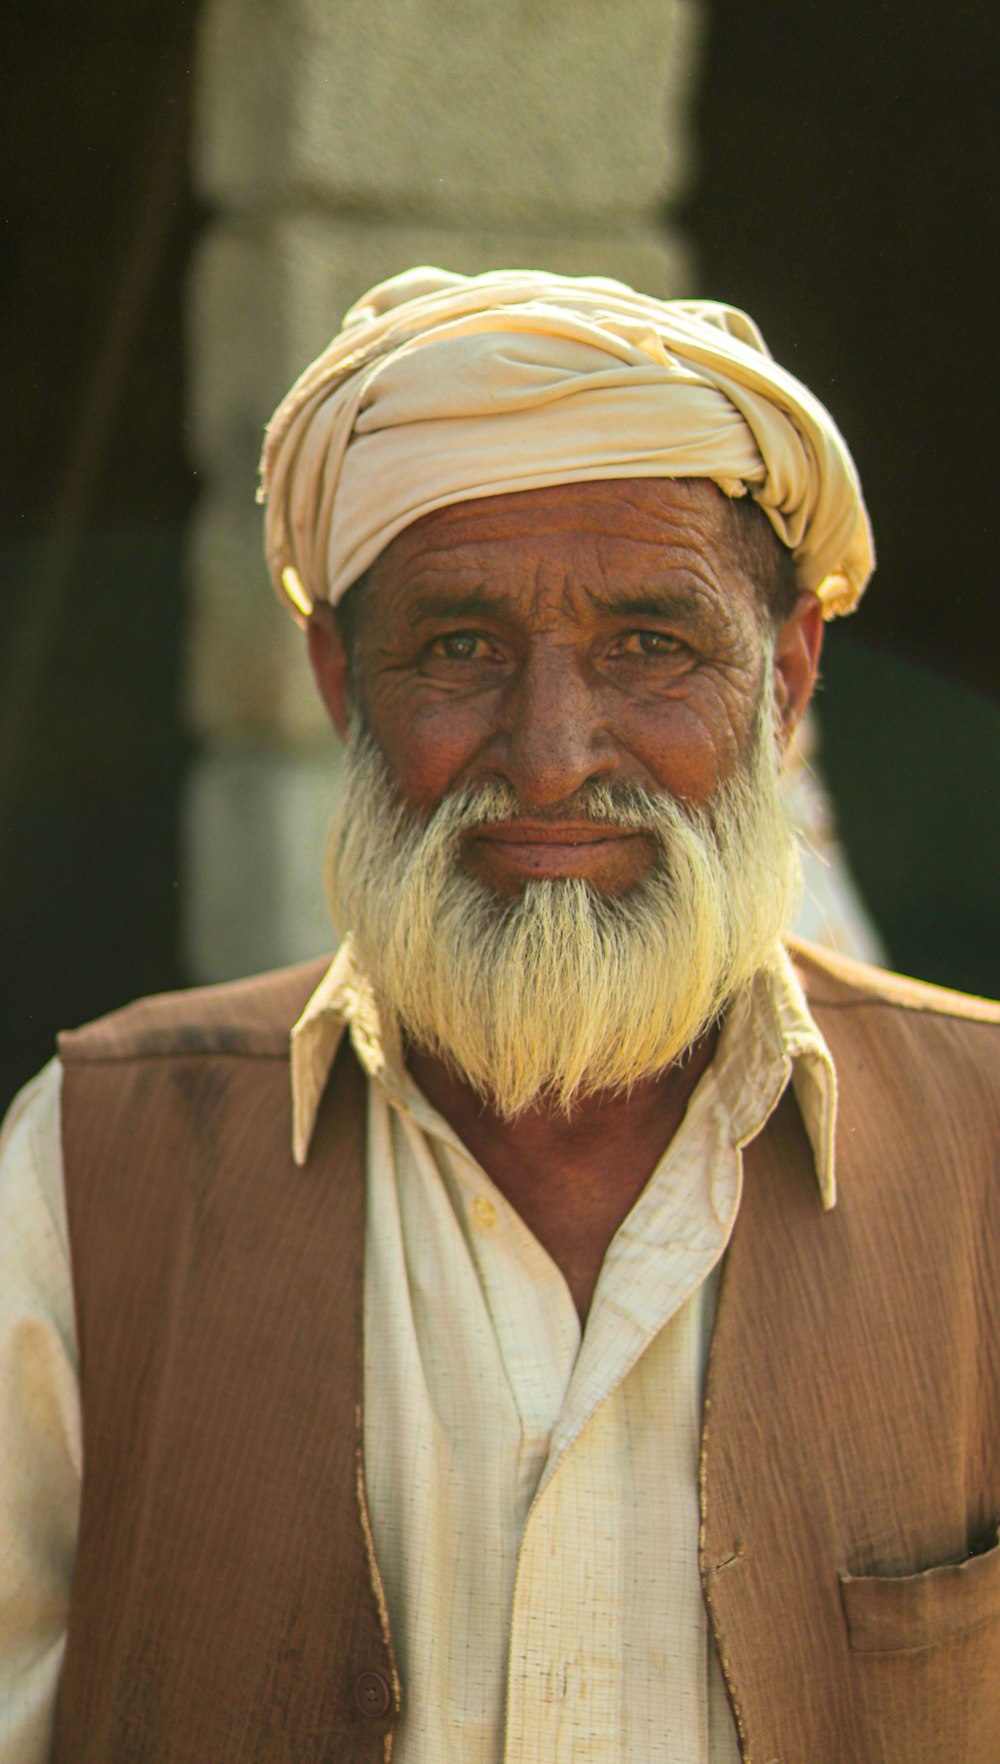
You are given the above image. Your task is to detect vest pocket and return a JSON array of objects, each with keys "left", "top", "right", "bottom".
[{"left": 840, "top": 1526, "right": 1000, "bottom": 1652}]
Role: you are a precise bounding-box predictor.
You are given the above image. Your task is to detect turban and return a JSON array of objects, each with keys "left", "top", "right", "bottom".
[{"left": 259, "top": 266, "right": 874, "bottom": 622}]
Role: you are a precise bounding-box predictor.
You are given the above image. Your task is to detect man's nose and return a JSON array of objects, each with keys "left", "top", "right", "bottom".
[{"left": 496, "top": 648, "right": 617, "bottom": 808}]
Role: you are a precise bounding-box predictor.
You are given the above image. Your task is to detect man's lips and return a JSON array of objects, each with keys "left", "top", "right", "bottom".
[
  {"left": 464, "top": 821, "right": 649, "bottom": 881},
  {"left": 472, "top": 822, "right": 639, "bottom": 846}
]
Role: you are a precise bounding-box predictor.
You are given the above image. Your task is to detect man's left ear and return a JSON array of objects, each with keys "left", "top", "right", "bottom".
[{"left": 771, "top": 592, "right": 825, "bottom": 747}]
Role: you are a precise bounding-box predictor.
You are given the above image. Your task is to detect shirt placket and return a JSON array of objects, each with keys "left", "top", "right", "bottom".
[
  {"left": 438, "top": 1142, "right": 583, "bottom": 1518},
  {"left": 503, "top": 1286, "right": 713, "bottom": 1764},
  {"left": 500, "top": 1089, "right": 743, "bottom": 1763}
]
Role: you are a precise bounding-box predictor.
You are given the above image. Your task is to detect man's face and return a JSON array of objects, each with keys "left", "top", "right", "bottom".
[
  {"left": 311, "top": 476, "right": 822, "bottom": 1114},
  {"left": 325, "top": 478, "right": 811, "bottom": 900}
]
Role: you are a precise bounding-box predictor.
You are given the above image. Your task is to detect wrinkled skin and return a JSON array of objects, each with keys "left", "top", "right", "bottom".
[{"left": 307, "top": 478, "right": 823, "bottom": 1318}]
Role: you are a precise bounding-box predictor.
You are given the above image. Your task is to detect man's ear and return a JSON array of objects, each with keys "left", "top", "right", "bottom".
[
  {"left": 772, "top": 592, "right": 824, "bottom": 748},
  {"left": 306, "top": 602, "right": 351, "bottom": 741}
]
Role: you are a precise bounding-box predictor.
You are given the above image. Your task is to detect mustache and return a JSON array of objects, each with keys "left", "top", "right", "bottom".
[{"left": 416, "top": 775, "right": 704, "bottom": 841}]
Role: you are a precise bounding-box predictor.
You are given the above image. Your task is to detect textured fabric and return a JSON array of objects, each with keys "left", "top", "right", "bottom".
[
  {"left": 53, "top": 1001, "right": 395, "bottom": 1762},
  {"left": 703, "top": 948, "right": 1000, "bottom": 1761},
  {"left": 258, "top": 268, "right": 874, "bottom": 619},
  {"left": 0, "top": 950, "right": 832, "bottom": 1763},
  {"left": 3, "top": 942, "right": 999, "bottom": 1760}
]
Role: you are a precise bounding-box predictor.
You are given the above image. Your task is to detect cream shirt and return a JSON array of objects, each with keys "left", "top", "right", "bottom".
[{"left": 0, "top": 944, "right": 835, "bottom": 1763}]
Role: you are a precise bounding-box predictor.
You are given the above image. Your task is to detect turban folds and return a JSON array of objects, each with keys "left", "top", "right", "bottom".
[{"left": 259, "top": 267, "right": 874, "bottom": 621}]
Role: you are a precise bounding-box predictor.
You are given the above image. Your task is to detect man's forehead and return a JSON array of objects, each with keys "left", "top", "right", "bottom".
[
  {"left": 369, "top": 477, "right": 739, "bottom": 585},
  {"left": 350, "top": 479, "right": 758, "bottom": 648}
]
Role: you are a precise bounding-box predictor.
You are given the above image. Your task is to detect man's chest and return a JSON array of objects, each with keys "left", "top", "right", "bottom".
[{"left": 361, "top": 1084, "right": 739, "bottom": 1762}]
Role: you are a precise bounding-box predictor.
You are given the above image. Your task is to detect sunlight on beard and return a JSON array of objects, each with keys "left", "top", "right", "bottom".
[{"left": 324, "top": 691, "right": 801, "bottom": 1119}]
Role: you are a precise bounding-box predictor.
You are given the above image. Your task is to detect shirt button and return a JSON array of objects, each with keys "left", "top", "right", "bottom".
[
  {"left": 354, "top": 1670, "right": 391, "bottom": 1718},
  {"left": 473, "top": 1195, "right": 497, "bottom": 1228}
]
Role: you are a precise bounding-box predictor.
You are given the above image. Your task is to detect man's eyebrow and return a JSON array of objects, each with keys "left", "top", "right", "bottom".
[
  {"left": 400, "top": 581, "right": 728, "bottom": 631},
  {"left": 403, "top": 590, "right": 504, "bottom": 628},
  {"left": 588, "top": 585, "right": 712, "bottom": 624}
]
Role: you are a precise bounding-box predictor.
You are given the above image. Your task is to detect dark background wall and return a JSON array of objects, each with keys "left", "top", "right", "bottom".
[
  {"left": 691, "top": 0, "right": 1000, "bottom": 994},
  {"left": 1, "top": 0, "right": 997, "bottom": 1114},
  {"left": 1, "top": 2, "right": 199, "bottom": 1111}
]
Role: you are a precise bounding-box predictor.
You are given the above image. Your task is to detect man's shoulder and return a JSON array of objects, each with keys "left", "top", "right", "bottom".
[
  {"left": 788, "top": 937, "right": 1000, "bottom": 1121},
  {"left": 788, "top": 935, "right": 1000, "bottom": 1028},
  {"left": 58, "top": 958, "right": 333, "bottom": 1066}
]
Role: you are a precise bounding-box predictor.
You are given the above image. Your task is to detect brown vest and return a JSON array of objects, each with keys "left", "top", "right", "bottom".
[{"left": 52, "top": 943, "right": 1000, "bottom": 1763}]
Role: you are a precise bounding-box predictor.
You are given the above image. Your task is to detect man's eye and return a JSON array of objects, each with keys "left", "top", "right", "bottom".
[
  {"left": 622, "top": 631, "right": 683, "bottom": 657},
  {"left": 433, "top": 632, "right": 489, "bottom": 661}
]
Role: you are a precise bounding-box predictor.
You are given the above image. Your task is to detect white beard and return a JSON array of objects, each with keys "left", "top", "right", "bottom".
[{"left": 324, "top": 694, "right": 801, "bottom": 1118}]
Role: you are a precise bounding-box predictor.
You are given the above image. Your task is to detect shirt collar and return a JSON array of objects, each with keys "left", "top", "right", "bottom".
[{"left": 290, "top": 938, "right": 837, "bottom": 1208}]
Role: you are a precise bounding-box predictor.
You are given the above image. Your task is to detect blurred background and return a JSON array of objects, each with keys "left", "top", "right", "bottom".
[{"left": 2, "top": 0, "right": 998, "bottom": 1111}]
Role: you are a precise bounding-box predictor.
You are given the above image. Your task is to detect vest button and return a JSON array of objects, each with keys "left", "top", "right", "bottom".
[{"left": 354, "top": 1670, "right": 391, "bottom": 1718}]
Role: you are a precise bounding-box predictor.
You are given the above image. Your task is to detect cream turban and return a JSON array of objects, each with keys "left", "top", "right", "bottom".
[{"left": 259, "top": 266, "right": 874, "bottom": 622}]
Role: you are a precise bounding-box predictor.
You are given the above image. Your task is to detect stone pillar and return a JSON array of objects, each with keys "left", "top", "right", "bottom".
[{"left": 185, "top": 0, "right": 704, "bottom": 981}]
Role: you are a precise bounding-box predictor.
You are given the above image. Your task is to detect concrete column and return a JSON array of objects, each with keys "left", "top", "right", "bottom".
[{"left": 185, "top": 0, "right": 703, "bottom": 981}]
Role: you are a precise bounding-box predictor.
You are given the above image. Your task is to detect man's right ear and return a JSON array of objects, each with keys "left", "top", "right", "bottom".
[{"left": 306, "top": 603, "right": 351, "bottom": 741}]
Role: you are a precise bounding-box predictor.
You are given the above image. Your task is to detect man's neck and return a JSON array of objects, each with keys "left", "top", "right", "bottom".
[{"left": 406, "top": 1028, "right": 720, "bottom": 1324}]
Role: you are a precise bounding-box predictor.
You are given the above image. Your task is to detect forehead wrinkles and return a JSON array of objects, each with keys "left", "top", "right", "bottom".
[
  {"left": 510, "top": 553, "right": 606, "bottom": 628},
  {"left": 372, "top": 540, "right": 594, "bottom": 630},
  {"left": 377, "top": 477, "right": 710, "bottom": 560},
  {"left": 380, "top": 535, "right": 737, "bottom": 635}
]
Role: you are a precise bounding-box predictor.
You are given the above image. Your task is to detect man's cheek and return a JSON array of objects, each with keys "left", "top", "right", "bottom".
[{"left": 375, "top": 711, "right": 496, "bottom": 814}]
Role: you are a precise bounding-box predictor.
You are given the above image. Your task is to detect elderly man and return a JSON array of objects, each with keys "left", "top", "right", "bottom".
[{"left": 2, "top": 269, "right": 999, "bottom": 1764}]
